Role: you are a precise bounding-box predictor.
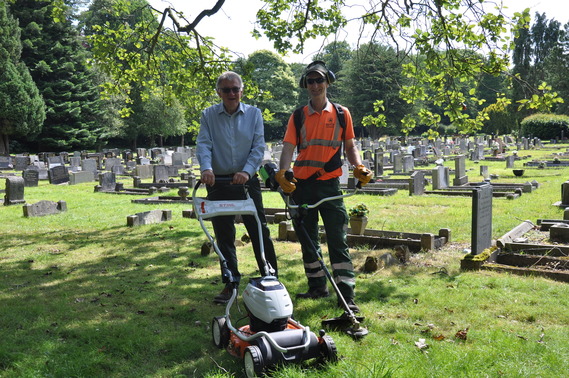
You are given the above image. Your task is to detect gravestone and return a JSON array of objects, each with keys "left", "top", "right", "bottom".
[
  {"left": 135, "top": 165, "right": 153, "bottom": 180},
  {"left": 471, "top": 184, "right": 493, "bottom": 254},
  {"left": 104, "top": 157, "right": 122, "bottom": 171},
  {"left": 47, "top": 155, "right": 64, "bottom": 169},
  {"left": 0, "top": 156, "right": 12, "bottom": 169},
  {"left": 453, "top": 155, "right": 468, "bottom": 186},
  {"left": 432, "top": 165, "right": 449, "bottom": 190},
  {"left": 505, "top": 155, "right": 515, "bottom": 169},
  {"left": 127, "top": 209, "right": 172, "bottom": 226},
  {"left": 560, "top": 180, "right": 569, "bottom": 206},
  {"left": 153, "top": 165, "right": 169, "bottom": 183},
  {"left": 81, "top": 159, "right": 98, "bottom": 180},
  {"left": 70, "top": 171, "right": 95, "bottom": 185},
  {"left": 480, "top": 165, "right": 489, "bottom": 179},
  {"left": 409, "top": 170, "right": 425, "bottom": 196},
  {"left": 22, "top": 168, "right": 39, "bottom": 187},
  {"left": 393, "top": 154, "right": 403, "bottom": 173},
  {"left": 373, "top": 150, "right": 384, "bottom": 177},
  {"left": 14, "top": 156, "right": 29, "bottom": 171},
  {"left": 23, "top": 200, "right": 67, "bottom": 217},
  {"left": 48, "top": 165, "right": 70, "bottom": 185},
  {"left": 402, "top": 155, "right": 414, "bottom": 173},
  {"left": 4, "top": 176, "right": 25, "bottom": 205},
  {"left": 97, "top": 172, "right": 117, "bottom": 192}
]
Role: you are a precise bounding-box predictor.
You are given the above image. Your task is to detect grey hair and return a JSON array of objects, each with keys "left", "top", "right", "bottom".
[{"left": 216, "top": 71, "right": 243, "bottom": 89}]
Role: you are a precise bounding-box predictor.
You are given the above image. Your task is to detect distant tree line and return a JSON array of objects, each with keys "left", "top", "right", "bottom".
[{"left": 1, "top": 0, "right": 569, "bottom": 155}]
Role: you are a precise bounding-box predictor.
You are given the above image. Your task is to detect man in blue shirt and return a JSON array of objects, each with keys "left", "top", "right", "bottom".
[{"left": 196, "top": 71, "right": 277, "bottom": 304}]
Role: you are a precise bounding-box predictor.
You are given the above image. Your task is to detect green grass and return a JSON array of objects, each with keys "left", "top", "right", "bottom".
[{"left": 1, "top": 145, "right": 569, "bottom": 377}]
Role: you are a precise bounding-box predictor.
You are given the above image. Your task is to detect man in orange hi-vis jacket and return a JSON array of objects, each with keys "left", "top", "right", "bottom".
[{"left": 276, "top": 61, "right": 372, "bottom": 313}]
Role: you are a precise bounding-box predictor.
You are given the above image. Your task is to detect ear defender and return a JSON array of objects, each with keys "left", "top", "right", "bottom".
[{"left": 299, "top": 61, "right": 336, "bottom": 88}]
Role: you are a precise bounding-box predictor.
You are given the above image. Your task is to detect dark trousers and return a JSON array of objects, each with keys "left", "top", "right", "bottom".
[
  {"left": 292, "top": 178, "right": 355, "bottom": 299},
  {"left": 206, "top": 176, "right": 277, "bottom": 284}
]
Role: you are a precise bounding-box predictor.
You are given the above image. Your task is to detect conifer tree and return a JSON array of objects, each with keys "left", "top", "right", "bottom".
[
  {"left": 9, "top": 0, "right": 104, "bottom": 152},
  {"left": 0, "top": 1, "right": 45, "bottom": 154}
]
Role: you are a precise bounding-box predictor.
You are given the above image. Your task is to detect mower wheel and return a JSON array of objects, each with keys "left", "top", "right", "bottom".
[
  {"left": 211, "top": 316, "right": 229, "bottom": 349},
  {"left": 243, "top": 345, "right": 264, "bottom": 377},
  {"left": 320, "top": 335, "right": 338, "bottom": 362}
]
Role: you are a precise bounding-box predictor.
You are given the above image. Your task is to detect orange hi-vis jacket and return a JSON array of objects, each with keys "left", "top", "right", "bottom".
[{"left": 283, "top": 101, "right": 355, "bottom": 180}]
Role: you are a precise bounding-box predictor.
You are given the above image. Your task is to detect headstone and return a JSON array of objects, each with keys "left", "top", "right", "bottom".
[
  {"left": 104, "top": 157, "right": 122, "bottom": 171},
  {"left": 4, "top": 176, "right": 25, "bottom": 205},
  {"left": 47, "top": 155, "right": 64, "bottom": 169},
  {"left": 0, "top": 156, "right": 12, "bottom": 169},
  {"left": 561, "top": 180, "right": 569, "bottom": 206},
  {"left": 471, "top": 184, "right": 493, "bottom": 254},
  {"left": 14, "top": 156, "right": 29, "bottom": 171},
  {"left": 97, "top": 171, "right": 117, "bottom": 192},
  {"left": 453, "top": 155, "right": 468, "bottom": 186},
  {"left": 153, "top": 165, "right": 169, "bottom": 183},
  {"left": 480, "top": 166, "right": 489, "bottom": 179},
  {"left": 135, "top": 165, "right": 153, "bottom": 180},
  {"left": 48, "top": 165, "right": 70, "bottom": 185},
  {"left": 373, "top": 150, "right": 384, "bottom": 177},
  {"left": 402, "top": 155, "right": 414, "bottom": 173},
  {"left": 127, "top": 209, "right": 172, "bottom": 226},
  {"left": 70, "top": 171, "right": 95, "bottom": 185},
  {"left": 505, "top": 155, "right": 515, "bottom": 169},
  {"left": 22, "top": 168, "right": 39, "bottom": 187},
  {"left": 409, "top": 171, "right": 425, "bottom": 196},
  {"left": 81, "top": 159, "right": 98, "bottom": 180},
  {"left": 393, "top": 154, "right": 403, "bottom": 173},
  {"left": 23, "top": 200, "right": 67, "bottom": 217},
  {"left": 432, "top": 165, "right": 449, "bottom": 190}
]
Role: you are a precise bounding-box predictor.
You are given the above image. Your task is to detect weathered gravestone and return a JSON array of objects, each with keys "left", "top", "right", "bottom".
[
  {"left": 23, "top": 200, "right": 67, "bottom": 217},
  {"left": 153, "top": 165, "right": 169, "bottom": 183},
  {"left": 95, "top": 171, "right": 117, "bottom": 192},
  {"left": 4, "top": 176, "right": 25, "bottom": 205},
  {"left": 22, "top": 168, "right": 39, "bottom": 187},
  {"left": 81, "top": 158, "right": 98, "bottom": 180},
  {"left": 14, "top": 156, "right": 29, "bottom": 171},
  {"left": 48, "top": 165, "right": 70, "bottom": 185},
  {"left": 0, "top": 156, "right": 13, "bottom": 169},
  {"left": 70, "top": 171, "right": 95, "bottom": 185},
  {"left": 453, "top": 155, "right": 468, "bottom": 186},
  {"left": 127, "top": 209, "right": 172, "bottom": 226},
  {"left": 432, "top": 165, "right": 450, "bottom": 190},
  {"left": 409, "top": 170, "right": 425, "bottom": 196},
  {"left": 471, "top": 184, "right": 493, "bottom": 254}
]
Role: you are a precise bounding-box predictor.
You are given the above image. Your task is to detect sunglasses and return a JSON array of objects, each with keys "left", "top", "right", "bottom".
[
  {"left": 218, "top": 87, "right": 242, "bottom": 94},
  {"left": 306, "top": 77, "right": 326, "bottom": 85}
]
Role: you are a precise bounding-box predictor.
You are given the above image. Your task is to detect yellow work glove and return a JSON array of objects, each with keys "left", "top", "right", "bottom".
[
  {"left": 275, "top": 169, "right": 297, "bottom": 194},
  {"left": 353, "top": 164, "right": 372, "bottom": 186}
]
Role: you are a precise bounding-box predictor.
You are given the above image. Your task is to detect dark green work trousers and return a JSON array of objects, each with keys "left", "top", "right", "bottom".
[{"left": 292, "top": 178, "right": 356, "bottom": 299}]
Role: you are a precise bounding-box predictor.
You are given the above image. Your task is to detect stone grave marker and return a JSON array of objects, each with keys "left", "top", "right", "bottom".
[
  {"left": 135, "top": 165, "right": 153, "bottom": 180},
  {"left": 4, "top": 176, "right": 25, "bottom": 205},
  {"left": 22, "top": 168, "right": 39, "bottom": 187},
  {"left": 14, "top": 156, "right": 29, "bottom": 171},
  {"left": 104, "top": 157, "right": 122, "bottom": 171},
  {"left": 402, "top": 154, "right": 414, "bottom": 173},
  {"left": 48, "top": 165, "right": 70, "bottom": 185},
  {"left": 471, "top": 184, "right": 493, "bottom": 254},
  {"left": 480, "top": 165, "right": 489, "bottom": 179},
  {"left": 409, "top": 170, "right": 425, "bottom": 196},
  {"left": 453, "top": 155, "right": 468, "bottom": 186},
  {"left": 153, "top": 165, "right": 169, "bottom": 183},
  {"left": 47, "top": 155, "right": 64, "bottom": 169},
  {"left": 70, "top": 171, "right": 95, "bottom": 185},
  {"left": 81, "top": 158, "right": 98, "bottom": 179},
  {"left": 0, "top": 156, "right": 12, "bottom": 169},
  {"left": 505, "top": 155, "right": 515, "bottom": 169},
  {"left": 373, "top": 150, "right": 384, "bottom": 177},
  {"left": 432, "top": 165, "right": 449, "bottom": 190},
  {"left": 127, "top": 209, "right": 172, "bottom": 226},
  {"left": 97, "top": 171, "right": 116, "bottom": 192},
  {"left": 23, "top": 200, "right": 67, "bottom": 217}
]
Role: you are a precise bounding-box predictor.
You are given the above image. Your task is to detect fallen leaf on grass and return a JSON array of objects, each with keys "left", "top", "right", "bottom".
[
  {"left": 433, "top": 334, "right": 446, "bottom": 341},
  {"left": 455, "top": 327, "right": 469, "bottom": 340}
]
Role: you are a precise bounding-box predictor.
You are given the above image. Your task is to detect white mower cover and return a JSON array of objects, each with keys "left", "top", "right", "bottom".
[
  {"left": 242, "top": 278, "right": 293, "bottom": 324},
  {"left": 193, "top": 197, "right": 258, "bottom": 219}
]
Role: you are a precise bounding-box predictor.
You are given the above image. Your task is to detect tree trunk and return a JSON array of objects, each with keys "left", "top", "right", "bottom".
[{"left": 0, "top": 133, "right": 9, "bottom": 155}]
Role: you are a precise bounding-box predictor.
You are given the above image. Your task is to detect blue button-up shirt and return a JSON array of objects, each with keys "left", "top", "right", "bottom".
[{"left": 196, "top": 102, "right": 265, "bottom": 177}]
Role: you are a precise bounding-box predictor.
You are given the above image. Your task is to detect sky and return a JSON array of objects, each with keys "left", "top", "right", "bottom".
[{"left": 146, "top": 0, "right": 569, "bottom": 64}]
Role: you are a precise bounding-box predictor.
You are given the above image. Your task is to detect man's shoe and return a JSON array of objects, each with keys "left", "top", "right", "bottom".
[
  {"left": 296, "top": 286, "right": 330, "bottom": 299},
  {"left": 213, "top": 285, "right": 235, "bottom": 304},
  {"left": 339, "top": 298, "right": 360, "bottom": 313}
]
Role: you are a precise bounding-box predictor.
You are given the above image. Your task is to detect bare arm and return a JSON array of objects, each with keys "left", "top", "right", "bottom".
[
  {"left": 279, "top": 142, "right": 296, "bottom": 170},
  {"left": 344, "top": 138, "right": 362, "bottom": 167}
]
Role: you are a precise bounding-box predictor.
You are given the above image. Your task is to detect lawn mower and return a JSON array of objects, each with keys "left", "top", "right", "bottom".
[
  {"left": 192, "top": 178, "right": 338, "bottom": 377},
  {"left": 261, "top": 163, "right": 369, "bottom": 340}
]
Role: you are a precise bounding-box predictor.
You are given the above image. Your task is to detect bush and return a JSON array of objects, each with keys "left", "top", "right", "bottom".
[{"left": 520, "top": 113, "right": 569, "bottom": 139}]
